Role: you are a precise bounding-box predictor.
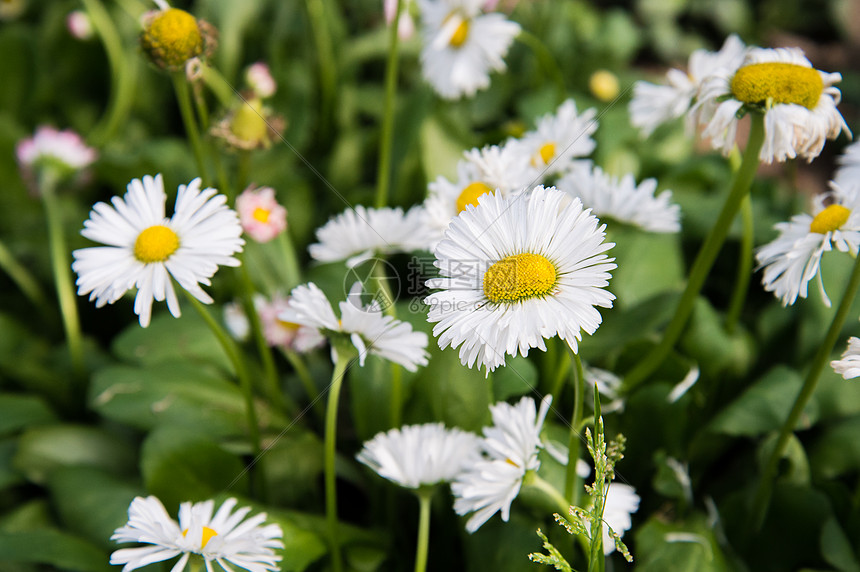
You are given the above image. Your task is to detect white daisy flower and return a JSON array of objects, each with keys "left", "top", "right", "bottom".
[
  {"left": 280, "top": 282, "right": 429, "bottom": 371},
  {"left": 425, "top": 186, "right": 616, "bottom": 373},
  {"left": 756, "top": 183, "right": 860, "bottom": 306},
  {"left": 692, "top": 46, "right": 850, "bottom": 163},
  {"left": 424, "top": 144, "right": 533, "bottom": 243},
  {"left": 832, "top": 337, "right": 860, "bottom": 380},
  {"left": 309, "top": 205, "right": 434, "bottom": 268},
  {"left": 356, "top": 422, "right": 482, "bottom": 488},
  {"left": 834, "top": 140, "right": 860, "bottom": 191},
  {"left": 452, "top": 395, "right": 552, "bottom": 532},
  {"left": 512, "top": 98, "right": 597, "bottom": 180},
  {"left": 418, "top": 0, "right": 520, "bottom": 99},
  {"left": 629, "top": 35, "right": 746, "bottom": 137},
  {"left": 72, "top": 174, "right": 244, "bottom": 327},
  {"left": 599, "top": 483, "right": 640, "bottom": 555},
  {"left": 110, "top": 496, "right": 283, "bottom": 572},
  {"left": 557, "top": 164, "right": 681, "bottom": 233}
]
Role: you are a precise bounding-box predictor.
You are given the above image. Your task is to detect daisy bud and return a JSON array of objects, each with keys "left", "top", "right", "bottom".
[
  {"left": 67, "top": 10, "right": 94, "bottom": 40},
  {"left": 140, "top": 6, "right": 216, "bottom": 71}
]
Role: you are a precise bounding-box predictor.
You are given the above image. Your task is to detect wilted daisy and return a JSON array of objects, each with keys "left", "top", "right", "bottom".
[
  {"left": 140, "top": 1, "right": 216, "bottom": 71},
  {"left": 418, "top": 0, "right": 520, "bottom": 99},
  {"left": 309, "top": 205, "right": 434, "bottom": 267},
  {"left": 210, "top": 97, "right": 286, "bottom": 151},
  {"left": 110, "top": 495, "right": 282, "bottom": 572},
  {"left": 72, "top": 174, "right": 244, "bottom": 327},
  {"left": 425, "top": 186, "right": 615, "bottom": 373},
  {"left": 629, "top": 34, "right": 746, "bottom": 137},
  {"left": 452, "top": 395, "right": 552, "bottom": 532},
  {"left": 16, "top": 126, "right": 97, "bottom": 189},
  {"left": 692, "top": 45, "right": 850, "bottom": 163},
  {"left": 280, "top": 282, "right": 429, "bottom": 370},
  {"left": 511, "top": 99, "right": 597, "bottom": 180},
  {"left": 833, "top": 140, "right": 860, "bottom": 191},
  {"left": 424, "top": 144, "right": 532, "bottom": 241},
  {"left": 557, "top": 165, "right": 681, "bottom": 233},
  {"left": 832, "top": 337, "right": 860, "bottom": 380},
  {"left": 235, "top": 186, "right": 287, "bottom": 243},
  {"left": 756, "top": 183, "right": 860, "bottom": 306},
  {"left": 357, "top": 422, "right": 482, "bottom": 488}
]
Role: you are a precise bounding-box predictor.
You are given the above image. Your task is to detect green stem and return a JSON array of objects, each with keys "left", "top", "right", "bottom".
[
  {"left": 390, "top": 362, "right": 403, "bottom": 428},
  {"left": 171, "top": 72, "right": 209, "bottom": 186},
  {"left": 751, "top": 251, "right": 860, "bottom": 531},
  {"left": 283, "top": 348, "right": 324, "bottom": 416},
  {"left": 414, "top": 488, "right": 433, "bottom": 572},
  {"left": 82, "top": 0, "right": 136, "bottom": 146},
  {"left": 305, "top": 0, "right": 337, "bottom": 138},
  {"left": 0, "top": 239, "right": 49, "bottom": 313},
  {"left": 368, "top": 260, "right": 402, "bottom": 427},
  {"left": 277, "top": 231, "right": 303, "bottom": 290},
  {"left": 41, "top": 173, "right": 85, "bottom": 379},
  {"left": 515, "top": 30, "right": 566, "bottom": 104},
  {"left": 725, "top": 193, "right": 754, "bottom": 334},
  {"left": 623, "top": 113, "right": 765, "bottom": 390},
  {"left": 565, "top": 351, "right": 585, "bottom": 505},
  {"left": 548, "top": 344, "right": 572, "bottom": 404},
  {"left": 237, "top": 150, "right": 250, "bottom": 194},
  {"left": 185, "top": 295, "right": 262, "bottom": 460},
  {"left": 374, "top": 0, "right": 402, "bottom": 208},
  {"left": 237, "top": 261, "right": 296, "bottom": 417},
  {"left": 522, "top": 471, "right": 570, "bottom": 514},
  {"left": 325, "top": 351, "right": 351, "bottom": 572}
]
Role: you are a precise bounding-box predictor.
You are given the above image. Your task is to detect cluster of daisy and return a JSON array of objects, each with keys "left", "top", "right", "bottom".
[{"left": 630, "top": 35, "right": 850, "bottom": 164}]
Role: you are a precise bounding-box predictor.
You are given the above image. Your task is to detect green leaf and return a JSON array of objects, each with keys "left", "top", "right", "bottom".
[
  {"left": 708, "top": 366, "right": 816, "bottom": 437},
  {"left": 821, "top": 518, "right": 860, "bottom": 572},
  {"left": 47, "top": 466, "right": 143, "bottom": 551},
  {"left": 0, "top": 393, "right": 56, "bottom": 436},
  {"left": 0, "top": 529, "right": 110, "bottom": 572},
  {"left": 140, "top": 425, "right": 249, "bottom": 509},
  {"left": 0, "top": 438, "right": 23, "bottom": 491},
  {"left": 810, "top": 416, "right": 860, "bottom": 479},
  {"left": 89, "top": 361, "right": 247, "bottom": 436},
  {"left": 493, "top": 355, "right": 539, "bottom": 402},
  {"left": 635, "top": 514, "right": 732, "bottom": 572},
  {"left": 111, "top": 311, "right": 232, "bottom": 373},
  {"left": 678, "top": 297, "right": 755, "bottom": 379},
  {"left": 608, "top": 227, "right": 684, "bottom": 309},
  {"left": 12, "top": 425, "right": 135, "bottom": 484},
  {"left": 261, "top": 430, "right": 324, "bottom": 508}
]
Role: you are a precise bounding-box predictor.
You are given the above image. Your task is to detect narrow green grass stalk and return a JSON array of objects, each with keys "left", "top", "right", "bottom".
[
  {"left": 171, "top": 73, "right": 210, "bottom": 186},
  {"left": 82, "top": 0, "right": 136, "bottom": 146},
  {"left": 515, "top": 30, "right": 566, "bottom": 104},
  {"left": 305, "top": 0, "right": 337, "bottom": 138},
  {"left": 751, "top": 251, "right": 860, "bottom": 530},
  {"left": 40, "top": 173, "right": 85, "bottom": 379},
  {"left": 623, "top": 113, "right": 765, "bottom": 390},
  {"left": 522, "top": 471, "right": 570, "bottom": 514},
  {"left": 414, "top": 488, "right": 433, "bottom": 572},
  {"left": 374, "top": 0, "right": 403, "bottom": 208},
  {"left": 0, "top": 239, "right": 49, "bottom": 312},
  {"left": 184, "top": 294, "right": 263, "bottom": 462},
  {"left": 237, "top": 261, "right": 297, "bottom": 417},
  {"left": 725, "top": 193, "right": 754, "bottom": 334},
  {"left": 283, "top": 348, "right": 324, "bottom": 417},
  {"left": 325, "top": 351, "right": 351, "bottom": 572},
  {"left": 277, "top": 231, "right": 303, "bottom": 290},
  {"left": 564, "top": 351, "right": 585, "bottom": 506}
]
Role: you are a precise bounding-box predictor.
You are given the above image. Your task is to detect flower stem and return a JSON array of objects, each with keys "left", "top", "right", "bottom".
[
  {"left": 283, "top": 348, "right": 324, "bottom": 417},
  {"left": 0, "top": 238, "right": 49, "bottom": 314},
  {"left": 325, "top": 350, "right": 352, "bottom": 572},
  {"left": 522, "top": 471, "right": 570, "bottom": 514},
  {"left": 623, "top": 113, "right": 765, "bottom": 390},
  {"left": 515, "top": 30, "right": 566, "bottom": 104},
  {"left": 751, "top": 251, "right": 860, "bottom": 531},
  {"left": 414, "top": 488, "right": 434, "bottom": 572},
  {"left": 40, "top": 172, "right": 85, "bottom": 380},
  {"left": 82, "top": 0, "right": 136, "bottom": 146},
  {"left": 305, "top": 0, "right": 337, "bottom": 138},
  {"left": 171, "top": 72, "right": 209, "bottom": 186},
  {"left": 374, "top": 0, "right": 403, "bottom": 209},
  {"left": 548, "top": 343, "right": 572, "bottom": 409},
  {"left": 725, "top": 193, "right": 754, "bottom": 334},
  {"left": 565, "top": 351, "right": 585, "bottom": 506},
  {"left": 185, "top": 294, "right": 263, "bottom": 462},
  {"left": 277, "top": 231, "right": 303, "bottom": 290}
]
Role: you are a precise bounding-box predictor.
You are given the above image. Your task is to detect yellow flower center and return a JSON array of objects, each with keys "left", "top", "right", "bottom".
[
  {"left": 456, "top": 182, "right": 493, "bottom": 213},
  {"left": 483, "top": 253, "right": 557, "bottom": 304},
  {"left": 276, "top": 318, "right": 301, "bottom": 331},
  {"left": 730, "top": 62, "right": 824, "bottom": 110},
  {"left": 182, "top": 526, "right": 218, "bottom": 549},
  {"left": 252, "top": 206, "right": 270, "bottom": 223},
  {"left": 231, "top": 98, "right": 268, "bottom": 144},
  {"left": 449, "top": 17, "right": 470, "bottom": 48},
  {"left": 142, "top": 8, "right": 203, "bottom": 69},
  {"left": 134, "top": 225, "right": 180, "bottom": 263},
  {"left": 810, "top": 204, "right": 851, "bottom": 234},
  {"left": 532, "top": 142, "right": 556, "bottom": 167}
]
